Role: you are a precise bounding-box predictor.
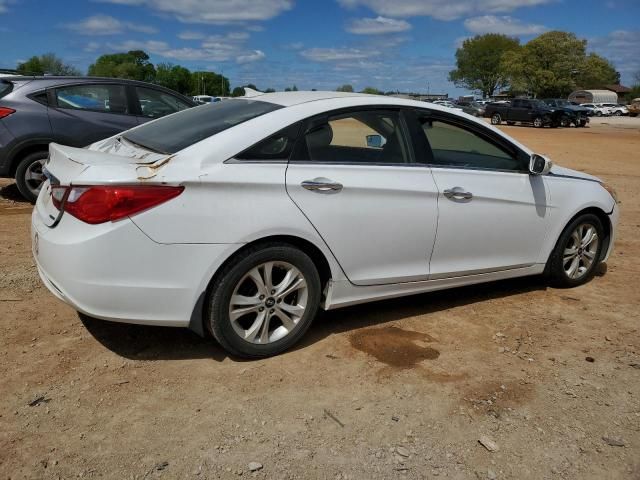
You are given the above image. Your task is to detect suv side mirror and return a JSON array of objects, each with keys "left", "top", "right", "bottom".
[{"left": 529, "top": 153, "right": 552, "bottom": 175}]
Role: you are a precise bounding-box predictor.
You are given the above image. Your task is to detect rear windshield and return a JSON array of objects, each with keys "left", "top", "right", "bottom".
[
  {"left": 123, "top": 99, "right": 282, "bottom": 154},
  {"left": 0, "top": 80, "right": 12, "bottom": 99}
]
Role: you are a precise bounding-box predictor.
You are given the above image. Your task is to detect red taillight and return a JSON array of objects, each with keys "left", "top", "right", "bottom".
[
  {"left": 0, "top": 107, "right": 16, "bottom": 119},
  {"left": 53, "top": 185, "right": 184, "bottom": 224}
]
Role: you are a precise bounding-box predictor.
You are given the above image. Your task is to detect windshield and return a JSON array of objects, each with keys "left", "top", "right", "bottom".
[
  {"left": 123, "top": 99, "right": 282, "bottom": 154},
  {"left": 530, "top": 100, "right": 547, "bottom": 109}
]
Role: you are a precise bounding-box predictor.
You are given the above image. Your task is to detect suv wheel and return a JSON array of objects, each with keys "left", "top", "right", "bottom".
[
  {"left": 533, "top": 117, "right": 544, "bottom": 128},
  {"left": 490, "top": 113, "right": 501, "bottom": 125},
  {"left": 208, "top": 243, "right": 321, "bottom": 358},
  {"left": 16, "top": 151, "right": 48, "bottom": 204},
  {"left": 560, "top": 115, "right": 570, "bottom": 127}
]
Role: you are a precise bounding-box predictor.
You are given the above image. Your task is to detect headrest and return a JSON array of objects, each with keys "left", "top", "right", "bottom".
[{"left": 306, "top": 123, "right": 333, "bottom": 150}]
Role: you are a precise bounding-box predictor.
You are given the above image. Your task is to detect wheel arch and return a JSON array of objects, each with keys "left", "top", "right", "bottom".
[
  {"left": 188, "top": 234, "right": 335, "bottom": 337},
  {"left": 8, "top": 141, "right": 50, "bottom": 176}
]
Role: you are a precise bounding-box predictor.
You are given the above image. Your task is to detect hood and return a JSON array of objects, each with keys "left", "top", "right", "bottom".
[{"left": 550, "top": 165, "right": 602, "bottom": 183}]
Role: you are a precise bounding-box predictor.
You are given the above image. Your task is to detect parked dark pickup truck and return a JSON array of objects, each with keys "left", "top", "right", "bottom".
[
  {"left": 485, "top": 98, "right": 563, "bottom": 128},
  {"left": 542, "top": 99, "right": 590, "bottom": 127}
]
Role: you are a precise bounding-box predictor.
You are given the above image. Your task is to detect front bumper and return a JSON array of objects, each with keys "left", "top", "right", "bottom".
[{"left": 31, "top": 208, "right": 236, "bottom": 327}]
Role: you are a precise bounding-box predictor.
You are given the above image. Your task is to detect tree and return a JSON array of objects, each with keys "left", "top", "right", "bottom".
[
  {"left": 190, "top": 71, "right": 230, "bottom": 96},
  {"left": 264, "top": 88, "right": 276, "bottom": 93},
  {"left": 361, "top": 87, "right": 382, "bottom": 95},
  {"left": 231, "top": 86, "right": 245, "bottom": 97},
  {"left": 88, "top": 50, "right": 155, "bottom": 82},
  {"left": 578, "top": 53, "right": 619, "bottom": 89},
  {"left": 449, "top": 34, "right": 520, "bottom": 98},
  {"left": 17, "top": 53, "right": 81, "bottom": 76},
  {"left": 155, "top": 63, "right": 192, "bottom": 95},
  {"left": 336, "top": 84, "right": 354, "bottom": 92}
]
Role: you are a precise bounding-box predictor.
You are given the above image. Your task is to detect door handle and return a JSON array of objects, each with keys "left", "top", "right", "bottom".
[
  {"left": 301, "top": 178, "right": 343, "bottom": 194},
  {"left": 443, "top": 187, "right": 473, "bottom": 201}
]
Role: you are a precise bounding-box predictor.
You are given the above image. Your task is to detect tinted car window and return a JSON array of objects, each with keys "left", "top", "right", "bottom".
[
  {"left": 136, "top": 87, "right": 191, "bottom": 118},
  {"left": 123, "top": 99, "right": 282, "bottom": 154},
  {"left": 235, "top": 122, "right": 301, "bottom": 161},
  {"left": 0, "top": 80, "right": 12, "bottom": 99},
  {"left": 420, "top": 118, "right": 520, "bottom": 171},
  {"left": 298, "top": 110, "right": 410, "bottom": 164},
  {"left": 54, "top": 84, "right": 129, "bottom": 114}
]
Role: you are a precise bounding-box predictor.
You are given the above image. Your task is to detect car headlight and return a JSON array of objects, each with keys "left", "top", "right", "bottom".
[{"left": 601, "top": 182, "right": 619, "bottom": 203}]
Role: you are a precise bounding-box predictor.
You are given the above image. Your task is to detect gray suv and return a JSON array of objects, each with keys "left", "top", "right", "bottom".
[{"left": 0, "top": 76, "right": 195, "bottom": 202}]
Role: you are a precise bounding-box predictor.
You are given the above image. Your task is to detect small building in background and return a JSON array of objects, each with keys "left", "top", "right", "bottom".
[{"left": 569, "top": 89, "right": 618, "bottom": 104}]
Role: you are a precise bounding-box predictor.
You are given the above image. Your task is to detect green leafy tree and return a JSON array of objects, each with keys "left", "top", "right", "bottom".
[
  {"left": 88, "top": 50, "right": 155, "bottom": 81},
  {"left": 336, "top": 84, "right": 354, "bottom": 92},
  {"left": 361, "top": 87, "right": 382, "bottom": 95},
  {"left": 264, "top": 88, "right": 276, "bottom": 93},
  {"left": 17, "top": 53, "right": 81, "bottom": 76},
  {"left": 231, "top": 86, "right": 245, "bottom": 97},
  {"left": 449, "top": 34, "right": 520, "bottom": 98},
  {"left": 284, "top": 87, "right": 291, "bottom": 92},
  {"left": 501, "top": 31, "right": 617, "bottom": 98},
  {"left": 155, "top": 63, "right": 192, "bottom": 94},
  {"left": 190, "top": 71, "right": 230, "bottom": 96}
]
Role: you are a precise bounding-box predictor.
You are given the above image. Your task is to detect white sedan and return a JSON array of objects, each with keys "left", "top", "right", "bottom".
[{"left": 32, "top": 91, "right": 619, "bottom": 357}]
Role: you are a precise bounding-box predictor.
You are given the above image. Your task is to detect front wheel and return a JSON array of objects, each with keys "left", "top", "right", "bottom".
[
  {"left": 547, "top": 214, "right": 604, "bottom": 288},
  {"left": 207, "top": 243, "right": 321, "bottom": 358},
  {"left": 614, "top": 111, "right": 622, "bottom": 116},
  {"left": 560, "top": 115, "right": 570, "bottom": 128},
  {"left": 491, "top": 113, "right": 501, "bottom": 125},
  {"left": 15, "top": 151, "right": 48, "bottom": 203},
  {"left": 533, "top": 116, "right": 544, "bottom": 128}
]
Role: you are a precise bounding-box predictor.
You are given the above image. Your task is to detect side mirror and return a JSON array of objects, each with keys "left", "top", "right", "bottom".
[
  {"left": 366, "top": 134, "right": 386, "bottom": 148},
  {"left": 529, "top": 153, "right": 553, "bottom": 175}
]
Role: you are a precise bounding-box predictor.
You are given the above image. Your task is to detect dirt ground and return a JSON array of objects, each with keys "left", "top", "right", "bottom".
[{"left": 1, "top": 117, "right": 639, "bottom": 480}]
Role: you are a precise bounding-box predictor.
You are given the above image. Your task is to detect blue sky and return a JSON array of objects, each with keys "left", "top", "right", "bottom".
[{"left": 1, "top": 0, "right": 639, "bottom": 95}]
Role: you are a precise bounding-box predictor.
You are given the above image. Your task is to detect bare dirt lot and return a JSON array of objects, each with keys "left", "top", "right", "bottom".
[{"left": 1, "top": 119, "right": 639, "bottom": 480}]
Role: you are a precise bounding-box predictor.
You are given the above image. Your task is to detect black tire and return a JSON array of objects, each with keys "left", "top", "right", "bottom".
[
  {"left": 596, "top": 111, "right": 602, "bottom": 117},
  {"left": 207, "top": 243, "right": 321, "bottom": 358},
  {"left": 578, "top": 120, "right": 588, "bottom": 127},
  {"left": 560, "top": 115, "right": 570, "bottom": 128},
  {"left": 630, "top": 113, "right": 637, "bottom": 117},
  {"left": 532, "top": 116, "right": 544, "bottom": 128},
  {"left": 15, "top": 151, "right": 48, "bottom": 203},
  {"left": 614, "top": 111, "right": 622, "bottom": 116},
  {"left": 547, "top": 213, "right": 604, "bottom": 288},
  {"left": 491, "top": 113, "right": 501, "bottom": 125}
]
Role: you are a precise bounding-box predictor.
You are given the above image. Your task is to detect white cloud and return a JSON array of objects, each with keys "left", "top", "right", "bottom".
[
  {"left": 346, "top": 16, "right": 411, "bottom": 35},
  {"left": 464, "top": 15, "right": 547, "bottom": 35},
  {"left": 0, "top": 0, "right": 8, "bottom": 14},
  {"left": 65, "top": 14, "right": 157, "bottom": 35},
  {"left": 84, "top": 41, "right": 101, "bottom": 52},
  {"left": 589, "top": 30, "right": 640, "bottom": 84},
  {"left": 337, "top": 0, "right": 554, "bottom": 21},
  {"left": 284, "top": 41, "right": 304, "bottom": 50},
  {"left": 301, "top": 47, "right": 377, "bottom": 62},
  {"left": 97, "top": 0, "right": 294, "bottom": 24},
  {"left": 236, "top": 50, "right": 266, "bottom": 64},
  {"left": 178, "top": 30, "right": 205, "bottom": 40}
]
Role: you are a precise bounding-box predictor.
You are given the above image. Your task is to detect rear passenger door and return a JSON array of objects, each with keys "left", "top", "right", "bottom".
[
  {"left": 285, "top": 108, "right": 439, "bottom": 286},
  {"left": 47, "top": 83, "right": 139, "bottom": 147}
]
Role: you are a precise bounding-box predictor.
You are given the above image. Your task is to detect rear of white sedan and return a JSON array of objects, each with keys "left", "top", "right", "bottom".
[{"left": 32, "top": 92, "right": 619, "bottom": 358}]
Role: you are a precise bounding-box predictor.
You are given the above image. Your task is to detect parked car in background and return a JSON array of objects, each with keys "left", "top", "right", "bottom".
[
  {"left": 599, "top": 103, "right": 628, "bottom": 116},
  {"left": 485, "top": 98, "right": 563, "bottom": 127},
  {"left": 0, "top": 76, "right": 195, "bottom": 202},
  {"left": 33, "top": 91, "right": 618, "bottom": 357},
  {"left": 628, "top": 98, "right": 640, "bottom": 117},
  {"left": 581, "top": 103, "right": 612, "bottom": 117},
  {"left": 193, "top": 95, "right": 222, "bottom": 104},
  {"left": 542, "top": 99, "right": 590, "bottom": 127},
  {"left": 432, "top": 100, "right": 461, "bottom": 110},
  {"left": 456, "top": 100, "right": 486, "bottom": 117}
]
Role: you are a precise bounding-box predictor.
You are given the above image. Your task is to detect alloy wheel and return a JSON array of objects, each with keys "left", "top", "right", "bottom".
[
  {"left": 563, "top": 223, "right": 599, "bottom": 280},
  {"left": 24, "top": 158, "right": 46, "bottom": 198},
  {"left": 533, "top": 117, "right": 543, "bottom": 128},
  {"left": 228, "top": 261, "right": 308, "bottom": 344}
]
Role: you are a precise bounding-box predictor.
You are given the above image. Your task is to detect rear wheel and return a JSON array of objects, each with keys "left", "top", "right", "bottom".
[
  {"left": 560, "top": 115, "right": 570, "bottom": 127},
  {"left": 596, "top": 111, "right": 602, "bottom": 117},
  {"left": 533, "top": 116, "right": 544, "bottom": 128},
  {"left": 547, "top": 214, "right": 604, "bottom": 288},
  {"left": 491, "top": 113, "right": 501, "bottom": 125},
  {"left": 614, "top": 110, "right": 622, "bottom": 116},
  {"left": 207, "top": 243, "right": 321, "bottom": 358},
  {"left": 15, "top": 151, "right": 48, "bottom": 204}
]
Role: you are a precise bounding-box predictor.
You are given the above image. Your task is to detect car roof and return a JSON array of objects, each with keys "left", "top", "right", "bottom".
[{"left": 250, "top": 90, "right": 383, "bottom": 107}]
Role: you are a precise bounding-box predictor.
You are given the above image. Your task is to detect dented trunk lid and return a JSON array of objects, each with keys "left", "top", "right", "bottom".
[{"left": 37, "top": 140, "right": 174, "bottom": 228}]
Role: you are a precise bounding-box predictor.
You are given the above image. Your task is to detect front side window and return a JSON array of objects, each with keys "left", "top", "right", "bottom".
[
  {"left": 136, "top": 87, "right": 191, "bottom": 118},
  {"left": 54, "top": 84, "right": 129, "bottom": 114},
  {"left": 298, "top": 110, "right": 410, "bottom": 164},
  {"left": 122, "top": 99, "right": 281, "bottom": 154},
  {"left": 419, "top": 118, "right": 521, "bottom": 171}
]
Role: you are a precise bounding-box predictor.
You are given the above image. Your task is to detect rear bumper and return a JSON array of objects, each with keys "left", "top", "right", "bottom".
[{"left": 31, "top": 208, "right": 237, "bottom": 327}]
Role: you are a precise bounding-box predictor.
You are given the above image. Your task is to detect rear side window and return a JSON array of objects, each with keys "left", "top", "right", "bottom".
[
  {"left": 136, "top": 87, "right": 191, "bottom": 118},
  {"left": 0, "top": 80, "right": 12, "bottom": 99},
  {"left": 235, "top": 122, "right": 301, "bottom": 161},
  {"left": 54, "top": 84, "right": 129, "bottom": 114},
  {"left": 123, "top": 99, "right": 282, "bottom": 154}
]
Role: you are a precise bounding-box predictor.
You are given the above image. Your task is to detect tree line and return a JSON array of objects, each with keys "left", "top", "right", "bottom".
[{"left": 448, "top": 31, "right": 632, "bottom": 99}]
